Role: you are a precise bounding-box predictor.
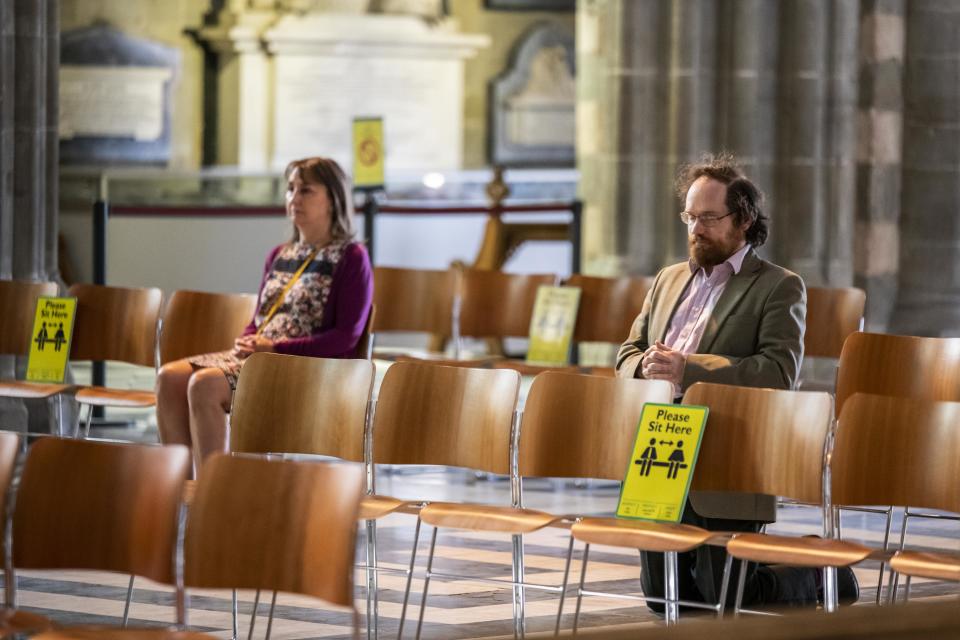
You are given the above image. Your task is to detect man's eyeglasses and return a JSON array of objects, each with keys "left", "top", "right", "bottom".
[{"left": 679, "top": 211, "right": 733, "bottom": 228}]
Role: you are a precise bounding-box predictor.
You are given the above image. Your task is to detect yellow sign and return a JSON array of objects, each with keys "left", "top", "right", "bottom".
[
  {"left": 26, "top": 297, "right": 77, "bottom": 383},
  {"left": 526, "top": 285, "right": 580, "bottom": 366},
  {"left": 616, "top": 403, "right": 709, "bottom": 523},
  {"left": 352, "top": 117, "right": 385, "bottom": 189}
]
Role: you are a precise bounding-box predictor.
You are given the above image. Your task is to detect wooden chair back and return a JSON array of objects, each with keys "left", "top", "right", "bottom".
[
  {"left": 804, "top": 286, "right": 865, "bottom": 358},
  {"left": 0, "top": 280, "right": 59, "bottom": 355},
  {"left": 372, "top": 361, "right": 520, "bottom": 474},
  {"left": 833, "top": 393, "right": 960, "bottom": 513},
  {"left": 67, "top": 283, "right": 162, "bottom": 367},
  {"left": 185, "top": 454, "right": 363, "bottom": 607},
  {"left": 160, "top": 290, "right": 257, "bottom": 364},
  {"left": 519, "top": 372, "right": 672, "bottom": 480},
  {"left": 12, "top": 438, "right": 190, "bottom": 584},
  {"left": 372, "top": 266, "right": 457, "bottom": 334},
  {"left": 564, "top": 274, "right": 653, "bottom": 344},
  {"left": 158, "top": 289, "right": 257, "bottom": 364},
  {"left": 835, "top": 332, "right": 960, "bottom": 415},
  {"left": 683, "top": 383, "right": 833, "bottom": 504},
  {"left": 231, "top": 353, "right": 374, "bottom": 461},
  {"left": 458, "top": 268, "right": 557, "bottom": 338}
]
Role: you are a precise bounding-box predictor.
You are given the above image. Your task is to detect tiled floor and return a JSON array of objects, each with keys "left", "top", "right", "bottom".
[{"left": 9, "top": 466, "right": 960, "bottom": 639}]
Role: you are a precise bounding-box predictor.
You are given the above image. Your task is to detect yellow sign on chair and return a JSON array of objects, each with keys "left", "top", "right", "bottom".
[
  {"left": 526, "top": 285, "right": 580, "bottom": 366},
  {"left": 617, "top": 403, "right": 709, "bottom": 523},
  {"left": 26, "top": 297, "right": 77, "bottom": 383},
  {"left": 352, "top": 117, "right": 385, "bottom": 190}
]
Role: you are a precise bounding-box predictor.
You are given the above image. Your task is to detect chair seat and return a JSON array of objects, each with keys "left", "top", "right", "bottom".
[
  {"left": 890, "top": 550, "right": 960, "bottom": 582},
  {"left": 726, "top": 533, "right": 872, "bottom": 567},
  {"left": 581, "top": 366, "right": 615, "bottom": 378},
  {"left": 0, "top": 379, "right": 74, "bottom": 398},
  {"left": 393, "top": 354, "right": 500, "bottom": 368},
  {"left": 34, "top": 628, "right": 212, "bottom": 639},
  {"left": 572, "top": 517, "right": 718, "bottom": 553},
  {"left": 419, "top": 502, "right": 560, "bottom": 533},
  {"left": 358, "top": 494, "right": 421, "bottom": 520},
  {"left": 75, "top": 386, "right": 157, "bottom": 408},
  {"left": 0, "top": 607, "right": 55, "bottom": 635}
]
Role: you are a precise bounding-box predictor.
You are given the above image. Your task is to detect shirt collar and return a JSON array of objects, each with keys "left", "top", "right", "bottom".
[{"left": 688, "top": 242, "right": 751, "bottom": 275}]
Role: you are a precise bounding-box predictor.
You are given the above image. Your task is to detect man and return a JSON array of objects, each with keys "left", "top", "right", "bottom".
[{"left": 616, "top": 154, "right": 857, "bottom": 611}]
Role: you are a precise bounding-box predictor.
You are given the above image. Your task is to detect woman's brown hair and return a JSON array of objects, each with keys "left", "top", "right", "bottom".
[{"left": 284, "top": 157, "right": 355, "bottom": 243}]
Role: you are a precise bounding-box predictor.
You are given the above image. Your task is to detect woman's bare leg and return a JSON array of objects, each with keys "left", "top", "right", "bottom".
[
  {"left": 156, "top": 360, "right": 194, "bottom": 447},
  {"left": 187, "top": 367, "right": 233, "bottom": 471}
]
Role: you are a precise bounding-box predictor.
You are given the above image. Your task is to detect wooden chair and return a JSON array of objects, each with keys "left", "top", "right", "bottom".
[
  {"left": 34, "top": 453, "right": 364, "bottom": 639},
  {"left": 4, "top": 437, "right": 190, "bottom": 636},
  {"left": 723, "top": 393, "right": 960, "bottom": 611},
  {"left": 669, "top": 383, "right": 839, "bottom": 615},
  {"left": 798, "top": 286, "right": 865, "bottom": 392},
  {"left": 0, "top": 281, "right": 74, "bottom": 429},
  {"left": 679, "top": 383, "right": 859, "bottom": 614},
  {"left": 831, "top": 393, "right": 960, "bottom": 603},
  {"left": 835, "top": 332, "right": 960, "bottom": 415},
  {"left": 368, "top": 361, "right": 520, "bottom": 638},
  {"left": 230, "top": 352, "right": 373, "bottom": 461},
  {"left": 157, "top": 290, "right": 257, "bottom": 365},
  {"left": 411, "top": 371, "right": 672, "bottom": 635},
  {"left": 494, "top": 274, "right": 654, "bottom": 376},
  {"left": 833, "top": 331, "right": 960, "bottom": 600},
  {"left": 371, "top": 266, "right": 458, "bottom": 357},
  {"left": 68, "top": 284, "right": 163, "bottom": 438},
  {"left": 804, "top": 287, "right": 866, "bottom": 360}
]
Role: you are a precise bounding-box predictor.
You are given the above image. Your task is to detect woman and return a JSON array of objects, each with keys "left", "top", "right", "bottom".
[{"left": 156, "top": 157, "right": 373, "bottom": 470}]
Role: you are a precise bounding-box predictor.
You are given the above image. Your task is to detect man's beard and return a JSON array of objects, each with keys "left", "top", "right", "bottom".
[{"left": 688, "top": 234, "right": 740, "bottom": 268}]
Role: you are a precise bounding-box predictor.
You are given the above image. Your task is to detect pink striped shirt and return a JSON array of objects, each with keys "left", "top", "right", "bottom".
[{"left": 664, "top": 243, "right": 752, "bottom": 355}]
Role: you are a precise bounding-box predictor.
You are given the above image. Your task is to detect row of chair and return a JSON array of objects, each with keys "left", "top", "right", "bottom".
[
  {"left": 0, "top": 433, "right": 364, "bottom": 639},
  {"left": 205, "top": 350, "right": 960, "bottom": 634},
  {"left": 370, "top": 266, "right": 867, "bottom": 368},
  {"left": 0, "top": 281, "right": 257, "bottom": 435}
]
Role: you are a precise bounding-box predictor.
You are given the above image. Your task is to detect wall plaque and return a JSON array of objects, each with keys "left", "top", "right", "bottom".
[
  {"left": 59, "top": 24, "right": 179, "bottom": 165},
  {"left": 490, "top": 22, "right": 575, "bottom": 167}
]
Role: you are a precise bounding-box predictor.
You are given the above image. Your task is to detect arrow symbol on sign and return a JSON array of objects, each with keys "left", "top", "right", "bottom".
[{"left": 659, "top": 440, "right": 674, "bottom": 446}]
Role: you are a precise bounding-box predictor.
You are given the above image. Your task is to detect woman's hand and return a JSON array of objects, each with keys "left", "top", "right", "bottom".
[{"left": 233, "top": 335, "right": 275, "bottom": 357}]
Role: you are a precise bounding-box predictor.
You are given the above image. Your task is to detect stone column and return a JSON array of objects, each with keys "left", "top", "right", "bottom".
[
  {"left": 891, "top": 1, "right": 960, "bottom": 336},
  {"left": 855, "top": 0, "right": 904, "bottom": 331},
  {"left": 0, "top": 0, "right": 13, "bottom": 279}
]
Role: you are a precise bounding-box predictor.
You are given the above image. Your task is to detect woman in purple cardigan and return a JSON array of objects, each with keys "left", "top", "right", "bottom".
[{"left": 156, "top": 157, "right": 373, "bottom": 471}]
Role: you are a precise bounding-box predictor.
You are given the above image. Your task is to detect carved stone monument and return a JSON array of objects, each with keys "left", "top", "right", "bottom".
[
  {"left": 200, "top": 6, "right": 488, "bottom": 171},
  {"left": 59, "top": 25, "right": 178, "bottom": 165},
  {"left": 491, "top": 22, "right": 575, "bottom": 167}
]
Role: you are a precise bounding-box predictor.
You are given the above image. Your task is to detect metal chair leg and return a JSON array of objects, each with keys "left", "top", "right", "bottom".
[
  {"left": 664, "top": 551, "right": 679, "bottom": 625},
  {"left": 511, "top": 533, "right": 525, "bottom": 639},
  {"left": 232, "top": 590, "right": 238, "bottom": 640},
  {"left": 414, "top": 527, "right": 438, "bottom": 640},
  {"left": 265, "top": 590, "right": 277, "bottom": 639},
  {"left": 888, "top": 508, "right": 911, "bottom": 599},
  {"left": 876, "top": 506, "right": 894, "bottom": 604},
  {"left": 554, "top": 535, "right": 576, "bottom": 636},
  {"left": 572, "top": 543, "right": 590, "bottom": 634},
  {"left": 82, "top": 403, "right": 94, "bottom": 439},
  {"left": 122, "top": 575, "right": 135, "bottom": 627},
  {"left": 823, "top": 566, "right": 838, "bottom": 612},
  {"left": 716, "top": 554, "right": 733, "bottom": 617},
  {"left": 733, "top": 558, "right": 748, "bottom": 617},
  {"left": 248, "top": 589, "right": 261, "bottom": 640},
  {"left": 396, "top": 517, "right": 422, "bottom": 640},
  {"left": 366, "top": 518, "right": 379, "bottom": 640}
]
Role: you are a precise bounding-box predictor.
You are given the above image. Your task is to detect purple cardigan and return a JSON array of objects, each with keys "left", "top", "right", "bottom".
[{"left": 242, "top": 241, "right": 373, "bottom": 358}]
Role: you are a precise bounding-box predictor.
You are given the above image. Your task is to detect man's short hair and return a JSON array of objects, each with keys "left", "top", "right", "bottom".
[{"left": 675, "top": 153, "right": 769, "bottom": 247}]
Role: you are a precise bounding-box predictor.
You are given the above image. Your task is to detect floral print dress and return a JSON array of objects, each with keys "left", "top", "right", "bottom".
[{"left": 189, "top": 240, "right": 347, "bottom": 388}]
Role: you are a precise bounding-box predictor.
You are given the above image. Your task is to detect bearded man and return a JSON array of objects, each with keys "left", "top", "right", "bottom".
[{"left": 616, "top": 154, "right": 857, "bottom": 611}]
